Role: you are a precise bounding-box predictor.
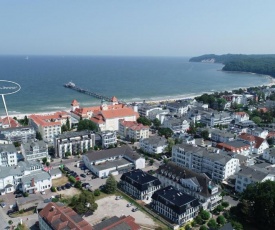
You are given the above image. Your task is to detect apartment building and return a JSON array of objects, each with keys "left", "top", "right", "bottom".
[
  {"left": 139, "top": 136, "right": 167, "bottom": 154},
  {"left": 0, "top": 144, "right": 17, "bottom": 166},
  {"left": 0, "top": 126, "right": 35, "bottom": 143},
  {"left": 119, "top": 120, "right": 149, "bottom": 140},
  {"left": 21, "top": 140, "right": 49, "bottom": 162}
]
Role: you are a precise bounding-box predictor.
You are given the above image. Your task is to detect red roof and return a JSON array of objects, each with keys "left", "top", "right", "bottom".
[
  {"left": 120, "top": 120, "right": 149, "bottom": 131},
  {"left": 100, "top": 107, "right": 138, "bottom": 119},
  {"left": 238, "top": 133, "right": 265, "bottom": 149},
  {"left": 39, "top": 202, "right": 93, "bottom": 230},
  {"left": 1, "top": 117, "right": 20, "bottom": 128},
  {"left": 29, "top": 111, "right": 68, "bottom": 127},
  {"left": 98, "top": 215, "right": 140, "bottom": 230},
  {"left": 216, "top": 142, "right": 250, "bottom": 152},
  {"left": 234, "top": 112, "right": 248, "bottom": 117}
]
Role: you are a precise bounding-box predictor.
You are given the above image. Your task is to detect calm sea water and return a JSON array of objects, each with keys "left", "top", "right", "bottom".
[{"left": 0, "top": 56, "right": 271, "bottom": 116}]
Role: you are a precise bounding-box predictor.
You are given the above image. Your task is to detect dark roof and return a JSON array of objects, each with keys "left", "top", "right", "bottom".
[
  {"left": 120, "top": 169, "right": 161, "bottom": 192},
  {"left": 85, "top": 145, "right": 140, "bottom": 162},
  {"left": 156, "top": 162, "right": 218, "bottom": 198},
  {"left": 152, "top": 186, "right": 200, "bottom": 215},
  {"left": 93, "top": 216, "right": 120, "bottom": 230}
]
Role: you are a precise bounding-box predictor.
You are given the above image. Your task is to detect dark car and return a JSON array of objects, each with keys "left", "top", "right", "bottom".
[
  {"left": 82, "top": 182, "right": 90, "bottom": 188},
  {"left": 80, "top": 174, "right": 86, "bottom": 178},
  {"left": 91, "top": 175, "right": 97, "bottom": 179},
  {"left": 7, "top": 209, "right": 16, "bottom": 215},
  {"left": 65, "top": 183, "right": 71, "bottom": 189},
  {"left": 61, "top": 185, "right": 65, "bottom": 190},
  {"left": 57, "top": 186, "right": 61, "bottom": 191},
  {"left": 15, "top": 194, "right": 23, "bottom": 198}
]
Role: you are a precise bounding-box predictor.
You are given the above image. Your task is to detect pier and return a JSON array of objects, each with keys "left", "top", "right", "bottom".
[{"left": 64, "top": 82, "right": 125, "bottom": 103}]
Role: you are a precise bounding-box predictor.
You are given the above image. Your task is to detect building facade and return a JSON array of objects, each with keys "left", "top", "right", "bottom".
[
  {"left": 0, "top": 126, "right": 35, "bottom": 143},
  {"left": 21, "top": 140, "right": 49, "bottom": 162},
  {"left": 0, "top": 144, "right": 17, "bottom": 166},
  {"left": 139, "top": 136, "right": 167, "bottom": 154},
  {"left": 119, "top": 120, "right": 149, "bottom": 141}
]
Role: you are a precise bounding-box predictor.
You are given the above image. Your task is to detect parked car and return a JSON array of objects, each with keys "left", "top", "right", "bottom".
[
  {"left": 101, "top": 175, "right": 108, "bottom": 179},
  {"left": 115, "top": 196, "right": 122, "bottom": 200},
  {"left": 7, "top": 209, "right": 16, "bottom": 215},
  {"left": 61, "top": 185, "right": 65, "bottom": 190},
  {"left": 65, "top": 183, "right": 71, "bottom": 189},
  {"left": 127, "top": 203, "right": 132, "bottom": 207},
  {"left": 91, "top": 175, "right": 97, "bottom": 179},
  {"left": 75, "top": 176, "right": 80, "bottom": 181},
  {"left": 80, "top": 174, "right": 86, "bottom": 178},
  {"left": 82, "top": 182, "right": 90, "bottom": 188},
  {"left": 132, "top": 207, "right": 139, "bottom": 212},
  {"left": 41, "top": 191, "right": 46, "bottom": 195},
  {"left": 15, "top": 194, "right": 23, "bottom": 198},
  {"left": 1, "top": 203, "right": 6, "bottom": 208},
  {"left": 57, "top": 186, "right": 61, "bottom": 191}
]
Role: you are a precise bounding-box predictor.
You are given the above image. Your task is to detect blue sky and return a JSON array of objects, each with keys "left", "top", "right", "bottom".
[{"left": 1, "top": 0, "right": 275, "bottom": 56}]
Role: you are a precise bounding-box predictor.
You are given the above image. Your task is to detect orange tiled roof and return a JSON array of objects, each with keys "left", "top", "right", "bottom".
[
  {"left": 39, "top": 202, "right": 93, "bottom": 230},
  {"left": 100, "top": 107, "right": 138, "bottom": 119},
  {"left": 120, "top": 120, "right": 149, "bottom": 131},
  {"left": 1, "top": 117, "right": 20, "bottom": 128},
  {"left": 238, "top": 133, "right": 265, "bottom": 149},
  {"left": 29, "top": 111, "right": 68, "bottom": 127}
]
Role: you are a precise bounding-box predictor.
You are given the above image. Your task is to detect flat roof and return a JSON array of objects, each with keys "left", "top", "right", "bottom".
[{"left": 93, "top": 158, "right": 133, "bottom": 171}]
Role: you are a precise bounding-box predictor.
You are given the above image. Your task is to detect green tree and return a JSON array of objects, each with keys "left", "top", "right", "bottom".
[
  {"left": 149, "top": 158, "right": 155, "bottom": 166},
  {"left": 231, "top": 221, "right": 243, "bottom": 230},
  {"left": 36, "top": 131, "right": 42, "bottom": 140},
  {"left": 94, "top": 189, "right": 101, "bottom": 196},
  {"left": 251, "top": 116, "right": 262, "bottom": 125},
  {"left": 185, "top": 224, "right": 191, "bottom": 230},
  {"left": 65, "top": 151, "right": 71, "bottom": 158},
  {"left": 187, "top": 122, "right": 196, "bottom": 135},
  {"left": 217, "top": 215, "right": 226, "bottom": 226},
  {"left": 68, "top": 176, "right": 76, "bottom": 184},
  {"left": 158, "top": 127, "right": 173, "bottom": 138},
  {"left": 165, "top": 138, "right": 175, "bottom": 153},
  {"left": 105, "top": 174, "right": 117, "bottom": 194},
  {"left": 195, "top": 215, "right": 204, "bottom": 225},
  {"left": 13, "top": 142, "right": 20, "bottom": 147},
  {"left": 8, "top": 220, "right": 13, "bottom": 229},
  {"left": 201, "top": 130, "right": 209, "bottom": 140},
  {"left": 152, "top": 118, "right": 161, "bottom": 129},
  {"left": 61, "top": 124, "right": 68, "bottom": 133},
  {"left": 46, "top": 162, "right": 50, "bottom": 167},
  {"left": 75, "top": 181, "right": 82, "bottom": 189},
  {"left": 70, "top": 190, "right": 98, "bottom": 214},
  {"left": 51, "top": 186, "right": 57, "bottom": 192},
  {"left": 240, "top": 180, "right": 275, "bottom": 228},
  {"left": 66, "top": 117, "right": 70, "bottom": 130},
  {"left": 207, "top": 219, "right": 217, "bottom": 229},
  {"left": 42, "top": 157, "right": 47, "bottom": 164},
  {"left": 199, "top": 226, "right": 207, "bottom": 230},
  {"left": 221, "top": 201, "right": 229, "bottom": 208},
  {"left": 24, "top": 115, "right": 28, "bottom": 125},
  {"left": 200, "top": 210, "right": 210, "bottom": 221},
  {"left": 77, "top": 119, "right": 98, "bottom": 131},
  {"left": 137, "top": 117, "right": 152, "bottom": 126}
]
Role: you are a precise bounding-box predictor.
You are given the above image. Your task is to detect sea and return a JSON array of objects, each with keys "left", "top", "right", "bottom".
[{"left": 0, "top": 55, "right": 271, "bottom": 116}]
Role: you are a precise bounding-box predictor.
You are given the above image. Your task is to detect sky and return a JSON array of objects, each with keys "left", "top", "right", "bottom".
[{"left": 1, "top": 0, "right": 275, "bottom": 56}]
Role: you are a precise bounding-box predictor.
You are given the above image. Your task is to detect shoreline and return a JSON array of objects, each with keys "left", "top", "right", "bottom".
[{"left": 3, "top": 76, "right": 275, "bottom": 120}]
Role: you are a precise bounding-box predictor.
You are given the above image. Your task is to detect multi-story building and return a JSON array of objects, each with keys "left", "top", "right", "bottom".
[
  {"left": 172, "top": 144, "right": 239, "bottom": 181},
  {"left": 156, "top": 162, "right": 222, "bottom": 210},
  {"left": 263, "top": 147, "right": 275, "bottom": 164},
  {"left": 210, "top": 129, "right": 235, "bottom": 143},
  {"left": 216, "top": 140, "right": 251, "bottom": 156},
  {"left": 0, "top": 144, "right": 17, "bottom": 166},
  {"left": 151, "top": 186, "right": 200, "bottom": 226},
  {"left": 139, "top": 136, "right": 167, "bottom": 154},
  {"left": 233, "top": 112, "right": 250, "bottom": 122},
  {"left": 29, "top": 111, "right": 71, "bottom": 143},
  {"left": 54, "top": 130, "right": 95, "bottom": 158},
  {"left": 162, "top": 117, "right": 190, "bottom": 134},
  {"left": 21, "top": 140, "right": 49, "bottom": 162},
  {"left": 235, "top": 166, "right": 275, "bottom": 193},
  {"left": 166, "top": 101, "right": 190, "bottom": 115},
  {"left": 120, "top": 169, "right": 161, "bottom": 201},
  {"left": 82, "top": 145, "right": 145, "bottom": 178},
  {"left": 200, "top": 111, "right": 232, "bottom": 127},
  {"left": 238, "top": 133, "right": 269, "bottom": 154},
  {"left": 98, "top": 131, "right": 117, "bottom": 148},
  {"left": 38, "top": 202, "right": 93, "bottom": 230},
  {"left": 0, "top": 117, "right": 20, "bottom": 128},
  {"left": 0, "top": 126, "right": 35, "bottom": 143},
  {"left": 119, "top": 120, "right": 149, "bottom": 141}
]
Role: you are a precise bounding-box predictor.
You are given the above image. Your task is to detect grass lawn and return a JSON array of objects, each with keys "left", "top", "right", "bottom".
[
  {"left": 52, "top": 176, "right": 69, "bottom": 187},
  {"left": 10, "top": 208, "right": 35, "bottom": 218}
]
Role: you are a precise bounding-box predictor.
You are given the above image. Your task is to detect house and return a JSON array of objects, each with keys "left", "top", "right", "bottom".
[
  {"left": 156, "top": 162, "right": 222, "bottom": 210},
  {"left": 21, "top": 140, "right": 50, "bottom": 162},
  {"left": 93, "top": 215, "right": 141, "bottom": 230},
  {"left": 38, "top": 202, "right": 93, "bottom": 230},
  {"left": 263, "top": 148, "right": 275, "bottom": 164},
  {"left": 49, "top": 168, "right": 62, "bottom": 179},
  {"left": 120, "top": 169, "right": 161, "bottom": 201},
  {"left": 82, "top": 145, "right": 145, "bottom": 178},
  {"left": 162, "top": 116, "right": 190, "bottom": 134},
  {"left": 210, "top": 129, "right": 235, "bottom": 143},
  {"left": 29, "top": 111, "right": 71, "bottom": 143},
  {"left": 0, "top": 117, "right": 20, "bottom": 128},
  {"left": 166, "top": 101, "right": 190, "bottom": 115},
  {"left": 172, "top": 144, "right": 239, "bottom": 181},
  {"left": 54, "top": 130, "right": 95, "bottom": 158},
  {"left": 16, "top": 195, "right": 44, "bottom": 211},
  {"left": 247, "top": 127, "right": 269, "bottom": 139},
  {"left": 216, "top": 140, "right": 251, "bottom": 156},
  {"left": 233, "top": 112, "right": 249, "bottom": 122},
  {"left": 151, "top": 186, "right": 200, "bottom": 226},
  {"left": 235, "top": 166, "right": 275, "bottom": 193},
  {"left": 230, "top": 120, "right": 256, "bottom": 134},
  {"left": 21, "top": 170, "right": 52, "bottom": 193},
  {"left": 0, "top": 144, "right": 17, "bottom": 166},
  {"left": 200, "top": 111, "right": 232, "bottom": 127},
  {"left": 119, "top": 120, "right": 149, "bottom": 141},
  {"left": 0, "top": 126, "right": 35, "bottom": 143},
  {"left": 139, "top": 136, "right": 167, "bottom": 154},
  {"left": 238, "top": 133, "right": 269, "bottom": 154},
  {"left": 137, "top": 103, "right": 162, "bottom": 118}
]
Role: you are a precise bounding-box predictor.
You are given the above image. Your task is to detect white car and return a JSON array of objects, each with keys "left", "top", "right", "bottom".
[{"left": 41, "top": 191, "right": 46, "bottom": 195}]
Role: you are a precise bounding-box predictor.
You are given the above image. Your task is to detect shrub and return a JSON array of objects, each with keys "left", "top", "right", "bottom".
[
  {"left": 199, "top": 226, "right": 207, "bottom": 230},
  {"left": 221, "top": 201, "right": 229, "bottom": 208},
  {"left": 217, "top": 215, "right": 226, "bottom": 226},
  {"left": 195, "top": 215, "right": 204, "bottom": 225},
  {"left": 200, "top": 210, "right": 210, "bottom": 221},
  {"left": 94, "top": 189, "right": 101, "bottom": 196},
  {"left": 23, "top": 192, "right": 29, "bottom": 197},
  {"left": 75, "top": 181, "right": 82, "bottom": 189},
  {"left": 51, "top": 186, "right": 56, "bottom": 192},
  {"left": 207, "top": 219, "right": 217, "bottom": 229},
  {"left": 185, "top": 224, "right": 191, "bottom": 230}
]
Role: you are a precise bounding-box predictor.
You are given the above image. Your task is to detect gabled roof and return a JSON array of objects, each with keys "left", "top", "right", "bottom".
[
  {"left": 237, "top": 166, "right": 270, "bottom": 182},
  {"left": 1, "top": 117, "right": 20, "bottom": 128},
  {"left": 119, "top": 120, "right": 149, "bottom": 131},
  {"left": 71, "top": 99, "right": 79, "bottom": 106},
  {"left": 238, "top": 133, "right": 265, "bottom": 149},
  {"left": 39, "top": 202, "right": 93, "bottom": 230}
]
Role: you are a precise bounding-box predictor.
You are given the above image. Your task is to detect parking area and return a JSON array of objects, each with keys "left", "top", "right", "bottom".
[{"left": 83, "top": 195, "right": 157, "bottom": 228}]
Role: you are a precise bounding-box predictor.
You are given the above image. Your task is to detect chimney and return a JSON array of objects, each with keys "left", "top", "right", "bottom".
[
  {"left": 31, "top": 178, "right": 35, "bottom": 187},
  {"left": 51, "top": 206, "right": 55, "bottom": 211}
]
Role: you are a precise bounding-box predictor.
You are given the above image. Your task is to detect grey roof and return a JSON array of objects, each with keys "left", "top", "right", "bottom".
[
  {"left": 237, "top": 166, "right": 270, "bottom": 182},
  {"left": 0, "top": 166, "right": 22, "bottom": 178},
  {"left": 156, "top": 162, "right": 219, "bottom": 198},
  {"left": 0, "top": 144, "right": 17, "bottom": 153},
  {"left": 22, "top": 140, "right": 47, "bottom": 151},
  {"left": 211, "top": 129, "right": 235, "bottom": 138},
  {"left": 93, "top": 158, "right": 133, "bottom": 171},
  {"left": 167, "top": 101, "right": 189, "bottom": 109},
  {"left": 21, "top": 170, "right": 51, "bottom": 184},
  {"left": 141, "top": 136, "right": 167, "bottom": 146},
  {"left": 17, "top": 161, "right": 43, "bottom": 171},
  {"left": 57, "top": 130, "right": 93, "bottom": 139},
  {"left": 222, "top": 139, "right": 250, "bottom": 148},
  {"left": 93, "top": 216, "right": 120, "bottom": 230},
  {"left": 0, "top": 126, "right": 34, "bottom": 133},
  {"left": 84, "top": 145, "right": 140, "bottom": 162},
  {"left": 49, "top": 168, "right": 62, "bottom": 176}
]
